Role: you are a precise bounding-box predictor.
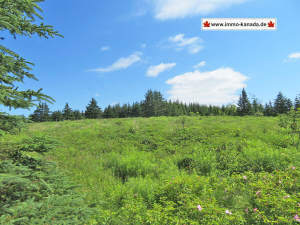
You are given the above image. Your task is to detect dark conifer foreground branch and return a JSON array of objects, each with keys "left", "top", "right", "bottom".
[
  {"left": 0, "top": 0, "right": 62, "bottom": 131},
  {"left": 0, "top": 0, "right": 63, "bottom": 110}
]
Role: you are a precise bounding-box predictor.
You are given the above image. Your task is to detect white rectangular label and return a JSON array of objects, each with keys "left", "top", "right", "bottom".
[{"left": 202, "top": 18, "right": 277, "bottom": 31}]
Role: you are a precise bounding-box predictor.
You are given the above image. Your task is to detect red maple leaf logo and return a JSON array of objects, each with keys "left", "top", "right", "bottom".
[
  {"left": 203, "top": 21, "right": 210, "bottom": 28},
  {"left": 268, "top": 21, "right": 275, "bottom": 28}
]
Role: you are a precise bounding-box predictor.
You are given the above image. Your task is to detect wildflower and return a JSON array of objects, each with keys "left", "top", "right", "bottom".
[
  {"left": 294, "top": 215, "right": 300, "bottom": 222},
  {"left": 225, "top": 210, "right": 232, "bottom": 215},
  {"left": 256, "top": 191, "right": 261, "bottom": 196},
  {"left": 283, "top": 195, "right": 290, "bottom": 199},
  {"left": 197, "top": 205, "right": 203, "bottom": 211},
  {"left": 243, "top": 176, "right": 247, "bottom": 180},
  {"left": 253, "top": 208, "right": 258, "bottom": 213},
  {"left": 291, "top": 166, "right": 296, "bottom": 170},
  {"left": 279, "top": 180, "right": 282, "bottom": 184}
]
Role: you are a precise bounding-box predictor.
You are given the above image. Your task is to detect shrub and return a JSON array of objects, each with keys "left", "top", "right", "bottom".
[
  {"left": 18, "top": 135, "right": 59, "bottom": 153},
  {"left": 177, "top": 157, "right": 195, "bottom": 171},
  {"left": 0, "top": 113, "right": 27, "bottom": 134},
  {"left": 0, "top": 150, "right": 94, "bottom": 224}
]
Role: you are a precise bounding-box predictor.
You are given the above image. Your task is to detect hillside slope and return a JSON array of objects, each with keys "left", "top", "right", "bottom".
[{"left": 22, "top": 116, "right": 300, "bottom": 224}]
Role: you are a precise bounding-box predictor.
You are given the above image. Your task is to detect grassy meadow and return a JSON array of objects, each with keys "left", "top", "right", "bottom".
[{"left": 2, "top": 116, "right": 300, "bottom": 224}]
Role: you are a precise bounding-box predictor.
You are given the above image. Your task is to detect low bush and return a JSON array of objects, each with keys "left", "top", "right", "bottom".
[{"left": 0, "top": 135, "right": 94, "bottom": 224}]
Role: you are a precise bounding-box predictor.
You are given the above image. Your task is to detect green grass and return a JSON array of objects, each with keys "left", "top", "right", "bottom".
[{"left": 10, "top": 116, "right": 300, "bottom": 224}]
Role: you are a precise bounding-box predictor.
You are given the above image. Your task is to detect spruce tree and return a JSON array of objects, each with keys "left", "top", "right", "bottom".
[
  {"left": 119, "top": 104, "right": 128, "bottom": 118},
  {"left": 274, "top": 92, "right": 290, "bottom": 114},
  {"left": 153, "top": 91, "right": 166, "bottom": 116},
  {"left": 264, "top": 101, "right": 275, "bottom": 116},
  {"left": 103, "top": 105, "right": 114, "bottom": 118},
  {"left": 85, "top": 98, "right": 102, "bottom": 119},
  {"left": 131, "top": 102, "right": 142, "bottom": 117},
  {"left": 51, "top": 110, "right": 63, "bottom": 121},
  {"left": 251, "top": 98, "right": 264, "bottom": 115},
  {"left": 286, "top": 98, "right": 293, "bottom": 112},
  {"left": 30, "top": 103, "right": 43, "bottom": 122},
  {"left": 30, "top": 102, "right": 50, "bottom": 122},
  {"left": 142, "top": 90, "right": 166, "bottom": 117},
  {"left": 237, "top": 88, "right": 252, "bottom": 116},
  {"left": 112, "top": 104, "right": 121, "bottom": 118},
  {"left": 143, "top": 90, "right": 154, "bottom": 117},
  {"left": 252, "top": 98, "right": 258, "bottom": 114},
  {"left": 73, "top": 110, "right": 83, "bottom": 120},
  {"left": 63, "top": 103, "right": 73, "bottom": 120},
  {"left": 41, "top": 103, "right": 50, "bottom": 122},
  {"left": 0, "top": 0, "right": 62, "bottom": 110}
]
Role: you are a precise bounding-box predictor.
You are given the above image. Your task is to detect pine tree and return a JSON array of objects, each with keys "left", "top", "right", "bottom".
[
  {"left": 131, "top": 102, "right": 142, "bottom": 117},
  {"left": 143, "top": 90, "right": 154, "bottom": 117},
  {"left": 142, "top": 90, "right": 166, "bottom": 117},
  {"left": 252, "top": 98, "right": 258, "bottom": 114},
  {"left": 274, "top": 92, "right": 290, "bottom": 114},
  {"left": 103, "top": 105, "right": 113, "bottom": 118},
  {"left": 51, "top": 110, "right": 63, "bottom": 121},
  {"left": 251, "top": 98, "right": 264, "bottom": 115},
  {"left": 85, "top": 98, "right": 102, "bottom": 119},
  {"left": 119, "top": 104, "right": 128, "bottom": 118},
  {"left": 73, "top": 110, "right": 83, "bottom": 120},
  {"left": 153, "top": 91, "right": 166, "bottom": 116},
  {"left": 41, "top": 103, "right": 50, "bottom": 122},
  {"left": 30, "top": 103, "right": 43, "bottom": 122},
  {"left": 113, "top": 104, "right": 121, "bottom": 118},
  {"left": 237, "top": 88, "right": 252, "bottom": 116},
  {"left": 286, "top": 98, "right": 293, "bottom": 112},
  {"left": 264, "top": 101, "right": 275, "bottom": 116},
  {"left": 63, "top": 103, "right": 73, "bottom": 120},
  {"left": 30, "top": 102, "right": 50, "bottom": 122}
]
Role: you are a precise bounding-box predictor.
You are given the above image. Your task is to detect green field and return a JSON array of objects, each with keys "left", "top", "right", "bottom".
[{"left": 2, "top": 116, "right": 300, "bottom": 224}]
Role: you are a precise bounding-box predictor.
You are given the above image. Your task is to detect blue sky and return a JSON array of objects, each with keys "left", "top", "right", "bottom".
[{"left": 4, "top": 0, "right": 300, "bottom": 115}]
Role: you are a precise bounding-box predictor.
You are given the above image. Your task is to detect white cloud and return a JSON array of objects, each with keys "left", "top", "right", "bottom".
[
  {"left": 147, "top": 63, "right": 176, "bottom": 77},
  {"left": 166, "top": 67, "right": 248, "bottom": 105},
  {"left": 169, "top": 34, "right": 199, "bottom": 47},
  {"left": 101, "top": 46, "right": 110, "bottom": 51},
  {"left": 194, "top": 61, "right": 206, "bottom": 69},
  {"left": 151, "top": 0, "right": 248, "bottom": 20},
  {"left": 169, "top": 34, "right": 203, "bottom": 54},
  {"left": 89, "top": 52, "right": 142, "bottom": 73},
  {"left": 95, "top": 93, "right": 100, "bottom": 97},
  {"left": 288, "top": 52, "right": 300, "bottom": 59}
]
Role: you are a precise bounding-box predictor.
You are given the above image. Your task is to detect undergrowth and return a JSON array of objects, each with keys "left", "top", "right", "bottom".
[{"left": 2, "top": 116, "right": 300, "bottom": 224}]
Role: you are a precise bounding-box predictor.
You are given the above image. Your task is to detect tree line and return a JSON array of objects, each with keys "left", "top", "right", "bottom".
[{"left": 29, "top": 89, "right": 300, "bottom": 122}]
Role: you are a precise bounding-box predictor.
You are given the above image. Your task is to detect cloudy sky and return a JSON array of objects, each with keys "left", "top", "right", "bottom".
[{"left": 4, "top": 0, "right": 300, "bottom": 114}]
